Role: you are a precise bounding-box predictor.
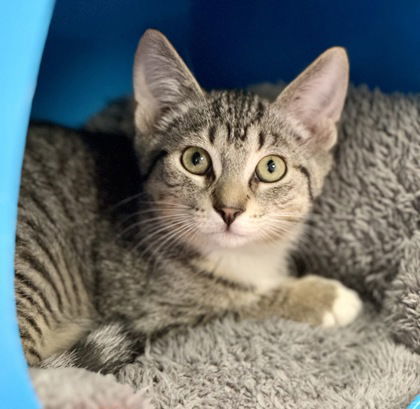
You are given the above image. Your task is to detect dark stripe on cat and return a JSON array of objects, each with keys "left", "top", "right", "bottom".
[
  {"left": 254, "top": 101, "right": 265, "bottom": 123},
  {"left": 26, "top": 162, "right": 74, "bottom": 223},
  {"left": 296, "top": 165, "right": 314, "bottom": 201},
  {"left": 197, "top": 269, "right": 254, "bottom": 292},
  {"left": 26, "top": 346, "right": 41, "bottom": 362},
  {"left": 240, "top": 124, "right": 249, "bottom": 141},
  {"left": 61, "top": 253, "right": 83, "bottom": 311},
  {"left": 258, "top": 131, "right": 266, "bottom": 150},
  {"left": 18, "top": 251, "right": 64, "bottom": 312},
  {"left": 37, "top": 159, "right": 77, "bottom": 223},
  {"left": 205, "top": 168, "right": 216, "bottom": 185},
  {"left": 208, "top": 125, "right": 216, "bottom": 144},
  {"left": 23, "top": 231, "right": 75, "bottom": 308},
  {"left": 245, "top": 100, "right": 266, "bottom": 132},
  {"left": 67, "top": 233, "right": 90, "bottom": 300},
  {"left": 143, "top": 150, "right": 167, "bottom": 181},
  {"left": 43, "top": 323, "right": 145, "bottom": 374},
  {"left": 20, "top": 312, "right": 43, "bottom": 336},
  {"left": 19, "top": 328, "right": 34, "bottom": 343},
  {"left": 226, "top": 122, "right": 232, "bottom": 141},
  {"left": 271, "top": 132, "right": 282, "bottom": 144},
  {"left": 15, "top": 271, "right": 56, "bottom": 319},
  {"left": 41, "top": 236, "right": 82, "bottom": 309},
  {"left": 17, "top": 217, "right": 44, "bottom": 242},
  {"left": 16, "top": 288, "right": 52, "bottom": 327},
  {"left": 27, "top": 193, "right": 56, "bottom": 227}
]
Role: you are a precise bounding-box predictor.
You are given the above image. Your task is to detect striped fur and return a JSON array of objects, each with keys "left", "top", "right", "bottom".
[
  {"left": 15, "top": 30, "right": 355, "bottom": 373},
  {"left": 40, "top": 323, "right": 143, "bottom": 374}
]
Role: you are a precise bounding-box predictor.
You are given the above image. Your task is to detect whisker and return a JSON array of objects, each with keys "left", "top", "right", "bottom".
[
  {"left": 130, "top": 217, "right": 190, "bottom": 254},
  {"left": 138, "top": 223, "right": 193, "bottom": 273},
  {"left": 105, "top": 191, "right": 190, "bottom": 214},
  {"left": 117, "top": 213, "right": 190, "bottom": 239},
  {"left": 117, "top": 207, "right": 191, "bottom": 227},
  {"left": 106, "top": 192, "right": 144, "bottom": 212},
  {"left": 135, "top": 200, "right": 190, "bottom": 208},
  {"left": 154, "top": 223, "right": 198, "bottom": 269},
  {"left": 145, "top": 223, "right": 196, "bottom": 272},
  {"left": 266, "top": 213, "right": 304, "bottom": 221}
]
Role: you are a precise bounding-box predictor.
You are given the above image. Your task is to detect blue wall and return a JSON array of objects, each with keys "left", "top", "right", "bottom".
[
  {"left": 31, "top": 0, "right": 191, "bottom": 126},
  {"left": 0, "top": 2, "right": 54, "bottom": 409},
  {"left": 32, "top": 0, "right": 420, "bottom": 127}
]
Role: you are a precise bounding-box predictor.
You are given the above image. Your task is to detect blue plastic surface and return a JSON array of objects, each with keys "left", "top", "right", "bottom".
[
  {"left": 407, "top": 395, "right": 420, "bottom": 409},
  {"left": 0, "top": 2, "right": 54, "bottom": 409}
]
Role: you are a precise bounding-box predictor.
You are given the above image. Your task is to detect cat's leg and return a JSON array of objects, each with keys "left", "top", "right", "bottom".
[
  {"left": 15, "top": 266, "right": 94, "bottom": 366},
  {"left": 40, "top": 322, "right": 143, "bottom": 374},
  {"left": 242, "top": 275, "right": 362, "bottom": 327},
  {"left": 14, "top": 229, "right": 94, "bottom": 366}
]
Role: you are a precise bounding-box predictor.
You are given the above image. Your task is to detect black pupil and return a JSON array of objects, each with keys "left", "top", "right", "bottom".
[
  {"left": 267, "top": 159, "right": 276, "bottom": 173},
  {"left": 192, "top": 151, "right": 203, "bottom": 166}
]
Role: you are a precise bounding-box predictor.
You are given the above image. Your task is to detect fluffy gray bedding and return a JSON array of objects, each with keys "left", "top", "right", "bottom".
[{"left": 31, "top": 85, "right": 420, "bottom": 408}]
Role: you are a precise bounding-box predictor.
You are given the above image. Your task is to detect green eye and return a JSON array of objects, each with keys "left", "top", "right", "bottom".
[
  {"left": 181, "top": 147, "right": 212, "bottom": 175},
  {"left": 255, "top": 155, "right": 287, "bottom": 183}
]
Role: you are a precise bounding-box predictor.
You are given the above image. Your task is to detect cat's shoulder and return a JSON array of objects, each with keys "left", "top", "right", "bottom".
[{"left": 26, "top": 121, "right": 135, "bottom": 161}]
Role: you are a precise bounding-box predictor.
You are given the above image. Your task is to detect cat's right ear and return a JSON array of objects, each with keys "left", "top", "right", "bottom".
[
  {"left": 133, "top": 29, "right": 204, "bottom": 134},
  {"left": 274, "top": 47, "right": 349, "bottom": 152}
]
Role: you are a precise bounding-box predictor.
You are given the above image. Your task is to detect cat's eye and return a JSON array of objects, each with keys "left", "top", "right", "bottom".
[
  {"left": 181, "top": 147, "right": 212, "bottom": 175},
  {"left": 255, "top": 155, "right": 287, "bottom": 183}
]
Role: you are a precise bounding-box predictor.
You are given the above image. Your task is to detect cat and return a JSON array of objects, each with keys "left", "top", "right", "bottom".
[{"left": 15, "top": 29, "right": 361, "bottom": 373}]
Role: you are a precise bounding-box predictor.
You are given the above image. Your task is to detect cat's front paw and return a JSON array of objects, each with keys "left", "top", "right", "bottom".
[{"left": 321, "top": 281, "right": 362, "bottom": 328}]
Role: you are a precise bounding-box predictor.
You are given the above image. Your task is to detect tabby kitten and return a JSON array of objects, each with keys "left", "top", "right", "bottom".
[{"left": 15, "top": 29, "right": 361, "bottom": 372}]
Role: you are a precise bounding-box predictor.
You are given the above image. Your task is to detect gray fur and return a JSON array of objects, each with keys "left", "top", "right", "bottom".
[
  {"left": 40, "top": 322, "right": 143, "bottom": 373},
  {"left": 16, "top": 31, "right": 354, "bottom": 369}
]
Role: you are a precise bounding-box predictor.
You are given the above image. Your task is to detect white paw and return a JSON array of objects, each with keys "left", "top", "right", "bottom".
[{"left": 321, "top": 282, "right": 363, "bottom": 328}]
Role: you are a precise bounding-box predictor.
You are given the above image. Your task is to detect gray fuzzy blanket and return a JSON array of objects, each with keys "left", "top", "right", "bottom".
[{"left": 32, "top": 85, "right": 420, "bottom": 408}]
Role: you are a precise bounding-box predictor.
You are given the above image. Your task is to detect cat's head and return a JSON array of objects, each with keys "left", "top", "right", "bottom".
[{"left": 132, "top": 29, "right": 348, "bottom": 251}]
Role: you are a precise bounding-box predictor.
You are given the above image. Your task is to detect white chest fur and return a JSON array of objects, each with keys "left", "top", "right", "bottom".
[{"left": 197, "top": 242, "right": 291, "bottom": 294}]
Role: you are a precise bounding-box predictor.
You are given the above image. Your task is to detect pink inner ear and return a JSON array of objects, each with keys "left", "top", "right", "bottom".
[
  {"left": 276, "top": 48, "right": 349, "bottom": 147},
  {"left": 294, "top": 72, "right": 347, "bottom": 128}
]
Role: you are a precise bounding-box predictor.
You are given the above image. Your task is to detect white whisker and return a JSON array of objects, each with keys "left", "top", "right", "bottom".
[
  {"left": 138, "top": 222, "right": 193, "bottom": 270},
  {"left": 130, "top": 217, "right": 190, "bottom": 254},
  {"left": 117, "top": 213, "right": 190, "bottom": 238},
  {"left": 146, "top": 223, "right": 196, "bottom": 272}
]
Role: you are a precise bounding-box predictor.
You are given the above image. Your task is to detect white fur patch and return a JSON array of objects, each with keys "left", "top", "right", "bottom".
[
  {"left": 322, "top": 282, "right": 363, "bottom": 328},
  {"left": 197, "top": 242, "right": 292, "bottom": 294}
]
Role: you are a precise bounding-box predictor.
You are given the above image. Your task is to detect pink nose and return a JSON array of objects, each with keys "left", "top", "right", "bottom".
[{"left": 214, "top": 207, "right": 244, "bottom": 226}]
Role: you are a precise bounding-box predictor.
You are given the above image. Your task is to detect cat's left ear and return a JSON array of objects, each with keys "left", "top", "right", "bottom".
[
  {"left": 133, "top": 29, "right": 204, "bottom": 134},
  {"left": 274, "top": 47, "right": 349, "bottom": 151}
]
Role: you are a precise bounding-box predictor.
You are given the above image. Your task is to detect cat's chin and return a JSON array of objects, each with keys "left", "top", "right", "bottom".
[{"left": 203, "top": 230, "right": 252, "bottom": 249}]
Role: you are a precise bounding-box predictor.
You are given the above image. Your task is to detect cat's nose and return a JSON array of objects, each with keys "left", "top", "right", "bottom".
[{"left": 214, "top": 206, "right": 244, "bottom": 226}]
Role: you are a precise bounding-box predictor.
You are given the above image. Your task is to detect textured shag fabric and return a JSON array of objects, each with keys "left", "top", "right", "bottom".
[
  {"left": 32, "top": 85, "right": 419, "bottom": 409},
  {"left": 294, "top": 86, "right": 420, "bottom": 353},
  {"left": 32, "top": 310, "right": 419, "bottom": 409},
  {"left": 31, "top": 367, "right": 152, "bottom": 409},
  {"left": 119, "top": 309, "right": 419, "bottom": 409}
]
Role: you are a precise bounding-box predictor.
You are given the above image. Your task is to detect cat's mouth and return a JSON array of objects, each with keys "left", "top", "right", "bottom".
[
  {"left": 218, "top": 229, "right": 246, "bottom": 237},
  {"left": 207, "top": 224, "right": 247, "bottom": 237},
  {"left": 205, "top": 228, "right": 249, "bottom": 248}
]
